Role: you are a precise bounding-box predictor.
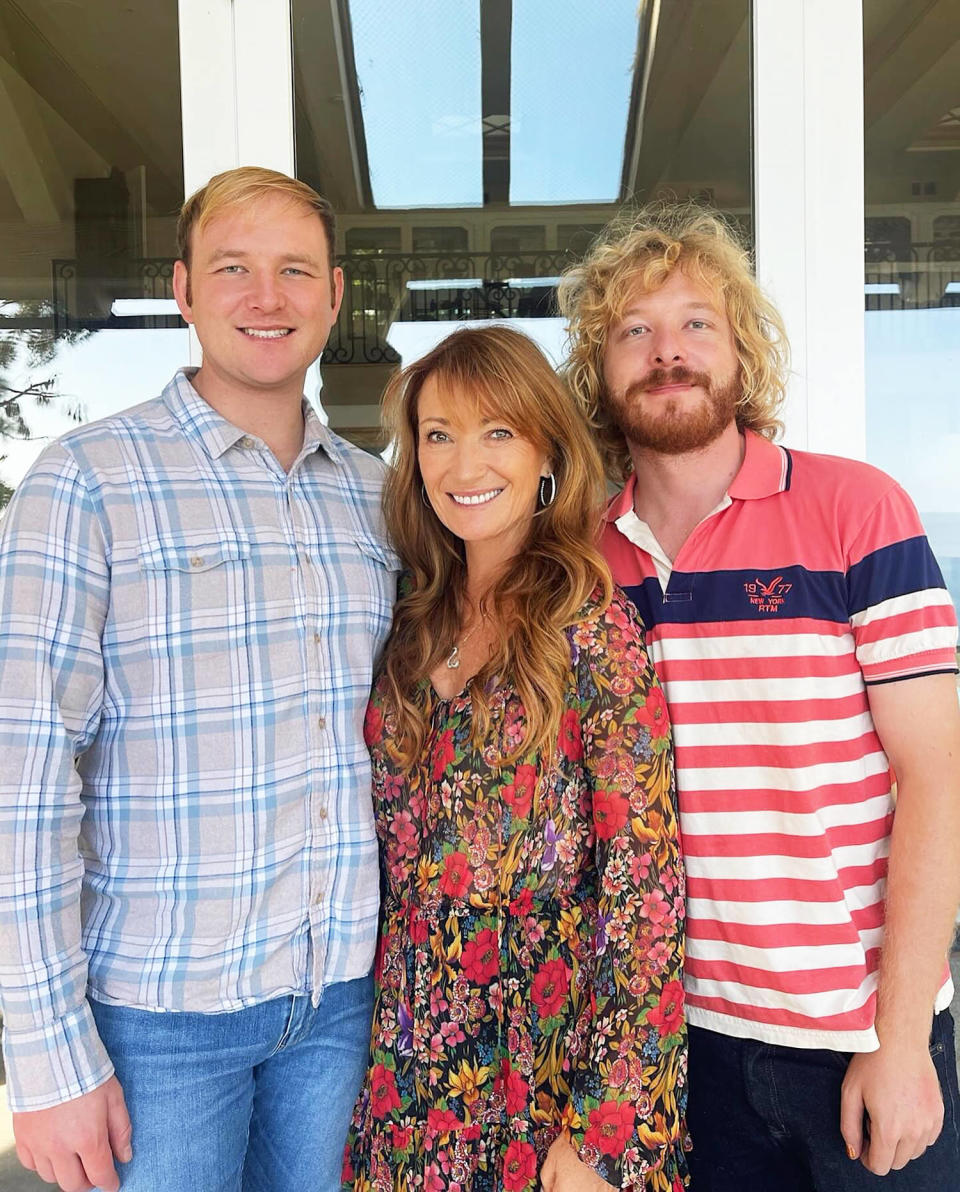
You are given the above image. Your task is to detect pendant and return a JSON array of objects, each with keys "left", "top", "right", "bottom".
[{"left": 446, "top": 644, "right": 461, "bottom": 669}]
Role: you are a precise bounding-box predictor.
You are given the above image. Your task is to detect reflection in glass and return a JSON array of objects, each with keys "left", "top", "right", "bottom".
[
  {"left": 0, "top": 0, "right": 185, "bottom": 502},
  {"left": 863, "top": 1, "right": 960, "bottom": 606},
  {"left": 293, "top": 0, "right": 752, "bottom": 449},
  {"left": 509, "top": 0, "right": 639, "bottom": 205},
  {"left": 346, "top": 0, "right": 483, "bottom": 209}
]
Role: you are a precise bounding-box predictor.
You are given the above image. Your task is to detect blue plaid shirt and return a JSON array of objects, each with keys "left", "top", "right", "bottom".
[{"left": 0, "top": 370, "right": 399, "bottom": 1110}]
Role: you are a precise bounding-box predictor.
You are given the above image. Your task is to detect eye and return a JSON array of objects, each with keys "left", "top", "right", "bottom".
[
  {"left": 488, "top": 427, "right": 514, "bottom": 440},
  {"left": 625, "top": 324, "right": 649, "bottom": 337},
  {"left": 218, "top": 264, "right": 246, "bottom": 274},
  {"left": 688, "top": 318, "right": 711, "bottom": 330},
  {"left": 282, "top": 267, "right": 309, "bottom": 276},
  {"left": 424, "top": 429, "right": 449, "bottom": 443}
]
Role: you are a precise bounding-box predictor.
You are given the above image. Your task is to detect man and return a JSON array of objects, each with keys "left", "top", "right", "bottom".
[
  {"left": 0, "top": 167, "right": 397, "bottom": 1191},
  {"left": 559, "top": 205, "right": 960, "bottom": 1190}
]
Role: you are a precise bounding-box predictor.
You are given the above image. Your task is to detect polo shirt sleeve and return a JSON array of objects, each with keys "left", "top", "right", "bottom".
[
  {"left": 846, "top": 481, "right": 958, "bottom": 684},
  {"left": 0, "top": 445, "right": 115, "bottom": 1110}
]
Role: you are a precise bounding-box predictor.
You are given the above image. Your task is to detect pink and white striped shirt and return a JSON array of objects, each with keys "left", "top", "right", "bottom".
[{"left": 603, "top": 430, "right": 958, "bottom": 1050}]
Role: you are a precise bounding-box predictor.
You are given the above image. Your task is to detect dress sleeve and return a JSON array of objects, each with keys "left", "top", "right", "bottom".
[
  {"left": 567, "top": 590, "right": 688, "bottom": 1191},
  {"left": 0, "top": 446, "right": 114, "bottom": 1110}
]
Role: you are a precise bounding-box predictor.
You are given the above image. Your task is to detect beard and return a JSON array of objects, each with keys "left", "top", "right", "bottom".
[{"left": 604, "top": 365, "right": 741, "bottom": 455}]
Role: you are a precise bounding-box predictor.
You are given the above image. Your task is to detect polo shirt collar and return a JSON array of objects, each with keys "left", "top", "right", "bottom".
[
  {"left": 603, "top": 429, "right": 790, "bottom": 523},
  {"left": 727, "top": 429, "right": 791, "bottom": 500},
  {"left": 162, "top": 368, "right": 343, "bottom": 465}
]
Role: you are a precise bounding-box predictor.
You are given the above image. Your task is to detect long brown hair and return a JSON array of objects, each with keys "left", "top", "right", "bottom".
[
  {"left": 558, "top": 202, "right": 790, "bottom": 482},
  {"left": 380, "top": 324, "right": 612, "bottom": 765}
]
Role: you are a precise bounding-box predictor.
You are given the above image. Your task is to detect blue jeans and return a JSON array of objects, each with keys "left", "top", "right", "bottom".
[
  {"left": 687, "top": 1010, "right": 960, "bottom": 1191},
  {"left": 90, "top": 974, "right": 373, "bottom": 1192}
]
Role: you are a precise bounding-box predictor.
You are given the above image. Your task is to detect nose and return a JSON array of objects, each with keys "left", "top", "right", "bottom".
[
  {"left": 649, "top": 328, "right": 683, "bottom": 365},
  {"left": 449, "top": 440, "right": 486, "bottom": 485},
  {"left": 248, "top": 272, "right": 284, "bottom": 313}
]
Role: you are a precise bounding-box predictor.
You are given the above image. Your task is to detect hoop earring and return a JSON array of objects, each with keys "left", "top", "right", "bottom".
[
  {"left": 420, "top": 483, "right": 431, "bottom": 508},
  {"left": 538, "top": 472, "right": 556, "bottom": 508}
]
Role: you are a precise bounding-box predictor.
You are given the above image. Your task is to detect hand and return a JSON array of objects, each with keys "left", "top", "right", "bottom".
[
  {"left": 541, "top": 1134, "right": 617, "bottom": 1191},
  {"left": 840, "top": 1042, "right": 943, "bottom": 1175},
  {"left": 13, "top": 1076, "right": 132, "bottom": 1192}
]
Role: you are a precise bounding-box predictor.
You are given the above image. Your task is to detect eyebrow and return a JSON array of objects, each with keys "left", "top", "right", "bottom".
[
  {"left": 205, "top": 249, "right": 323, "bottom": 268},
  {"left": 419, "top": 416, "right": 503, "bottom": 427},
  {"left": 622, "top": 300, "right": 718, "bottom": 318}
]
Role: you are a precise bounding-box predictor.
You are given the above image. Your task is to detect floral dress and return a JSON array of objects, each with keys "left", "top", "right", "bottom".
[{"left": 343, "top": 590, "right": 688, "bottom": 1191}]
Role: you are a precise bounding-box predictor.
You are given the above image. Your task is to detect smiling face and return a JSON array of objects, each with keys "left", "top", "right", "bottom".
[
  {"left": 416, "top": 373, "right": 551, "bottom": 569},
  {"left": 601, "top": 268, "right": 740, "bottom": 455},
  {"left": 172, "top": 192, "right": 344, "bottom": 406}
]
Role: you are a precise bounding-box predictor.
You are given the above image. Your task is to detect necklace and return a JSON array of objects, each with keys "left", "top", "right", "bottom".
[{"left": 445, "top": 617, "right": 484, "bottom": 669}]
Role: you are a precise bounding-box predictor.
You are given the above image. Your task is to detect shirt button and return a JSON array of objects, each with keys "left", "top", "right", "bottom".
[
  {"left": 317, "top": 716, "right": 326, "bottom": 730},
  {"left": 314, "top": 890, "right": 324, "bottom": 905},
  {"left": 313, "top": 632, "right": 322, "bottom": 643},
  {"left": 318, "top": 806, "right": 328, "bottom": 820},
  {"left": 240, "top": 436, "right": 255, "bottom": 448},
  {"left": 190, "top": 556, "right": 204, "bottom": 568}
]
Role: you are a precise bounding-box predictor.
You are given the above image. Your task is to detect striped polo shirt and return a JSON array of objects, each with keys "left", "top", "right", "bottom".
[{"left": 602, "top": 429, "right": 958, "bottom": 1050}]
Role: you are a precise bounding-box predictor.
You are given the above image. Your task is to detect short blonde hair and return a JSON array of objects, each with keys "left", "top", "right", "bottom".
[
  {"left": 177, "top": 166, "right": 336, "bottom": 270},
  {"left": 557, "top": 203, "right": 789, "bottom": 481}
]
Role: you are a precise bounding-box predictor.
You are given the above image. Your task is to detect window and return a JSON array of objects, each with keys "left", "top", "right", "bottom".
[
  {"left": 412, "top": 227, "right": 469, "bottom": 253},
  {"left": 863, "top": 1, "right": 960, "bottom": 605},
  {"left": 0, "top": 1, "right": 185, "bottom": 507},
  {"left": 292, "top": 0, "right": 752, "bottom": 447}
]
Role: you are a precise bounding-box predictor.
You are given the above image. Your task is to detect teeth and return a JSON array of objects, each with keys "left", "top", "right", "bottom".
[
  {"left": 242, "top": 328, "right": 291, "bottom": 339},
  {"left": 451, "top": 489, "right": 503, "bottom": 506}
]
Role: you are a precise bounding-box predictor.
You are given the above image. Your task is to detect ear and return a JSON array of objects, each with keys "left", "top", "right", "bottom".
[
  {"left": 540, "top": 455, "right": 555, "bottom": 479},
  {"left": 330, "top": 265, "right": 345, "bottom": 318},
  {"left": 172, "top": 260, "right": 194, "bottom": 325}
]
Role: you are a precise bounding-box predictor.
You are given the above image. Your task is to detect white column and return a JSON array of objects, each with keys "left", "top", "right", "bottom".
[
  {"left": 752, "top": 0, "right": 865, "bottom": 458},
  {"left": 176, "top": 0, "right": 296, "bottom": 361}
]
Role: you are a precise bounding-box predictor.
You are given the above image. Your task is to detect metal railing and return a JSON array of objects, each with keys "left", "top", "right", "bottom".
[{"left": 30, "top": 238, "right": 960, "bottom": 347}]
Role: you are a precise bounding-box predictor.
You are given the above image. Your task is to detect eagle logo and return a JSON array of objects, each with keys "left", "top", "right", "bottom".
[{"left": 744, "top": 575, "right": 792, "bottom": 613}]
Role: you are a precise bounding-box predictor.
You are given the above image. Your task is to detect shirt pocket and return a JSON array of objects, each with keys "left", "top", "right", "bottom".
[
  {"left": 340, "top": 534, "right": 402, "bottom": 644},
  {"left": 137, "top": 538, "right": 251, "bottom": 657}
]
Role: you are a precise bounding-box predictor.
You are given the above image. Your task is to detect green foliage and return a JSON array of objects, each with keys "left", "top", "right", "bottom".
[{"left": 0, "top": 301, "right": 89, "bottom": 510}]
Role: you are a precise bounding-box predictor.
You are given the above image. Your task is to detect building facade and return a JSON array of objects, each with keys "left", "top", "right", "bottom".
[{"left": 0, "top": 0, "right": 958, "bottom": 597}]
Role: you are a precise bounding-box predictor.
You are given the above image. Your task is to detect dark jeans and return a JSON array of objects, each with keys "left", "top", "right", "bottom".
[{"left": 687, "top": 1011, "right": 960, "bottom": 1191}]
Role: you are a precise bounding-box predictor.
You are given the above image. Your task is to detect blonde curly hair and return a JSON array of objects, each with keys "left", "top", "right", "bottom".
[{"left": 557, "top": 203, "right": 789, "bottom": 482}]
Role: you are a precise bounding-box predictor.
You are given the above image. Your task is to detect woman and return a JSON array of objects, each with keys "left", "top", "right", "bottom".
[{"left": 343, "top": 325, "right": 687, "bottom": 1191}]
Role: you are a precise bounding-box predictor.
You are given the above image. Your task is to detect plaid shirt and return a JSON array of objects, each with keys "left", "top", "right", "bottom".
[{"left": 0, "top": 370, "right": 399, "bottom": 1110}]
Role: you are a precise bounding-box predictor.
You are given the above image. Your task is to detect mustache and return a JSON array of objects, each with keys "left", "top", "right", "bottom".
[{"left": 622, "top": 366, "right": 713, "bottom": 398}]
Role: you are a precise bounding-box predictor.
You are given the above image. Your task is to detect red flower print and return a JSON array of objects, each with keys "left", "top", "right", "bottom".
[
  {"left": 583, "top": 1099, "right": 636, "bottom": 1157},
  {"left": 427, "top": 1107, "right": 461, "bottom": 1134},
  {"left": 410, "top": 908, "right": 429, "bottom": 944},
  {"left": 495, "top": 1059, "right": 529, "bottom": 1116},
  {"left": 502, "top": 1138, "right": 538, "bottom": 1190},
  {"left": 633, "top": 686, "right": 670, "bottom": 741},
  {"left": 509, "top": 886, "right": 534, "bottom": 917},
  {"left": 501, "top": 763, "right": 537, "bottom": 819},
  {"left": 391, "top": 1124, "right": 413, "bottom": 1150},
  {"left": 369, "top": 1062, "right": 401, "bottom": 1119},
  {"left": 341, "top": 1152, "right": 354, "bottom": 1183},
  {"left": 593, "top": 788, "right": 630, "bottom": 840},
  {"left": 531, "top": 957, "right": 570, "bottom": 1019},
  {"left": 431, "top": 729, "right": 456, "bottom": 780},
  {"left": 439, "top": 851, "right": 471, "bottom": 898},
  {"left": 647, "top": 979, "right": 685, "bottom": 1037},
  {"left": 461, "top": 927, "right": 499, "bottom": 985},
  {"left": 363, "top": 700, "right": 384, "bottom": 747},
  {"left": 558, "top": 709, "right": 583, "bottom": 761}
]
